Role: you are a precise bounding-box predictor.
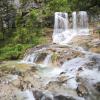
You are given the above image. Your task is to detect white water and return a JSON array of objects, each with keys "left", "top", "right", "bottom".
[
  {"left": 53, "top": 12, "right": 68, "bottom": 34},
  {"left": 61, "top": 57, "right": 88, "bottom": 74},
  {"left": 78, "top": 11, "right": 89, "bottom": 35},
  {"left": 72, "top": 12, "right": 77, "bottom": 31},
  {"left": 53, "top": 12, "right": 69, "bottom": 44},
  {"left": 43, "top": 54, "right": 52, "bottom": 65},
  {"left": 59, "top": 57, "right": 89, "bottom": 89},
  {"left": 53, "top": 11, "right": 89, "bottom": 44},
  {"left": 16, "top": 90, "right": 35, "bottom": 100},
  {"left": 20, "top": 53, "right": 37, "bottom": 64}
]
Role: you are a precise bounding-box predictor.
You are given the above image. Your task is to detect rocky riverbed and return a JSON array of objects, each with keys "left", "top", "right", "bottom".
[{"left": 0, "top": 34, "right": 100, "bottom": 100}]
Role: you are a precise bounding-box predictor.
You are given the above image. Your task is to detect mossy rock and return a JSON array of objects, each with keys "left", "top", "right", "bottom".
[{"left": 51, "top": 52, "right": 59, "bottom": 63}]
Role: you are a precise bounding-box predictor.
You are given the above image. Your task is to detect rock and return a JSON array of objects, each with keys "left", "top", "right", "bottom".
[
  {"left": 32, "top": 90, "right": 53, "bottom": 100},
  {"left": 11, "top": 78, "right": 20, "bottom": 87},
  {"left": 94, "top": 82, "right": 100, "bottom": 92},
  {"left": 0, "top": 74, "right": 18, "bottom": 84},
  {"left": 98, "top": 65, "right": 100, "bottom": 71},
  {"left": 90, "top": 47, "right": 100, "bottom": 53},
  {"left": 0, "top": 83, "right": 19, "bottom": 100},
  {"left": 89, "top": 54, "right": 100, "bottom": 63},
  {"left": 32, "top": 90, "right": 83, "bottom": 100},
  {"left": 41, "top": 93, "right": 53, "bottom": 100},
  {"left": 36, "top": 53, "right": 47, "bottom": 63},
  {"left": 76, "top": 84, "right": 88, "bottom": 97},
  {"left": 58, "top": 74, "right": 68, "bottom": 83},
  {"left": 33, "top": 90, "right": 44, "bottom": 99},
  {"left": 78, "top": 67, "right": 83, "bottom": 71},
  {"left": 54, "top": 95, "right": 76, "bottom": 100},
  {"left": 15, "top": 90, "right": 35, "bottom": 100}
]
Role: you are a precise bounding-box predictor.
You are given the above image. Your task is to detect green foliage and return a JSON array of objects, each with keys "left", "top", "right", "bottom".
[
  {"left": 0, "top": 32, "right": 3, "bottom": 39},
  {"left": 45, "top": 0, "right": 71, "bottom": 15},
  {"left": 0, "top": 44, "right": 32, "bottom": 60},
  {"left": 32, "top": 36, "right": 49, "bottom": 45},
  {"left": 51, "top": 52, "right": 59, "bottom": 63},
  {"left": 13, "top": 27, "right": 29, "bottom": 43},
  {"left": 67, "top": 0, "right": 100, "bottom": 14}
]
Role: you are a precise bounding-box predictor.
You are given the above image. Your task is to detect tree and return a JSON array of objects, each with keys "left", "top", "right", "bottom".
[
  {"left": 0, "top": 0, "right": 16, "bottom": 40},
  {"left": 67, "top": 0, "right": 100, "bottom": 14}
]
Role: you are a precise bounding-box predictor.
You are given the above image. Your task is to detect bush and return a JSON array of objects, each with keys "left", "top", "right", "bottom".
[{"left": 0, "top": 44, "right": 33, "bottom": 60}]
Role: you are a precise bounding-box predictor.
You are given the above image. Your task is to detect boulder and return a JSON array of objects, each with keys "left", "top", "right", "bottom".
[
  {"left": 89, "top": 54, "right": 100, "bottom": 63},
  {"left": 94, "top": 82, "right": 100, "bottom": 92},
  {"left": 32, "top": 90, "right": 53, "bottom": 100},
  {"left": 54, "top": 95, "right": 76, "bottom": 100},
  {"left": 35, "top": 53, "right": 47, "bottom": 63},
  {"left": 76, "top": 84, "right": 88, "bottom": 97}
]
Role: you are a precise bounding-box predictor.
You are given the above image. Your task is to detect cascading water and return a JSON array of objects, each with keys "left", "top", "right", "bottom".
[
  {"left": 72, "top": 11, "right": 77, "bottom": 33},
  {"left": 53, "top": 11, "right": 89, "bottom": 44},
  {"left": 20, "top": 53, "right": 37, "bottom": 64},
  {"left": 78, "top": 11, "right": 89, "bottom": 35},
  {"left": 43, "top": 54, "right": 52, "bottom": 66},
  {"left": 53, "top": 12, "right": 68, "bottom": 34},
  {"left": 53, "top": 12, "right": 69, "bottom": 44}
]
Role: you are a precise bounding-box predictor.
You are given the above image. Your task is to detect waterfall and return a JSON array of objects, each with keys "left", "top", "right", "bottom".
[
  {"left": 53, "top": 12, "right": 68, "bottom": 34},
  {"left": 43, "top": 54, "right": 52, "bottom": 65},
  {"left": 52, "top": 11, "right": 89, "bottom": 44},
  {"left": 78, "top": 11, "right": 89, "bottom": 35},
  {"left": 20, "top": 53, "right": 37, "bottom": 64},
  {"left": 72, "top": 11, "right": 77, "bottom": 32},
  {"left": 53, "top": 12, "right": 69, "bottom": 44}
]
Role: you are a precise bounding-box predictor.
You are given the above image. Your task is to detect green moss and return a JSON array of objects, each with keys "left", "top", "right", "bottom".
[{"left": 51, "top": 52, "right": 59, "bottom": 63}]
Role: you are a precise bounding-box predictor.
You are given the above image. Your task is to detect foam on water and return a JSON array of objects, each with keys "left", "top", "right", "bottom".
[{"left": 53, "top": 11, "right": 89, "bottom": 44}]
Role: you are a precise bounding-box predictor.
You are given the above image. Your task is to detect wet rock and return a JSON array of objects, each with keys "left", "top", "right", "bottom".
[
  {"left": 33, "top": 90, "right": 44, "bottom": 99},
  {"left": 98, "top": 65, "right": 100, "bottom": 71},
  {"left": 15, "top": 90, "right": 35, "bottom": 100},
  {"left": 32, "top": 90, "right": 80, "bottom": 100},
  {"left": 32, "top": 90, "right": 53, "bottom": 100},
  {"left": 36, "top": 53, "right": 47, "bottom": 63},
  {"left": 78, "top": 67, "right": 83, "bottom": 71},
  {"left": 0, "top": 83, "right": 19, "bottom": 100},
  {"left": 90, "top": 47, "right": 100, "bottom": 53},
  {"left": 0, "top": 74, "right": 18, "bottom": 84},
  {"left": 83, "top": 61, "right": 96, "bottom": 70},
  {"left": 76, "top": 84, "right": 88, "bottom": 97},
  {"left": 11, "top": 77, "right": 20, "bottom": 87},
  {"left": 0, "top": 66, "right": 15, "bottom": 74},
  {"left": 41, "top": 92, "right": 53, "bottom": 100},
  {"left": 18, "top": 80, "right": 33, "bottom": 91},
  {"left": 94, "top": 82, "right": 100, "bottom": 92},
  {"left": 45, "top": 81, "right": 61, "bottom": 90},
  {"left": 91, "top": 39, "right": 100, "bottom": 47},
  {"left": 89, "top": 54, "right": 100, "bottom": 63},
  {"left": 54, "top": 95, "right": 76, "bottom": 100},
  {"left": 58, "top": 74, "right": 68, "bottom": 83}
]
